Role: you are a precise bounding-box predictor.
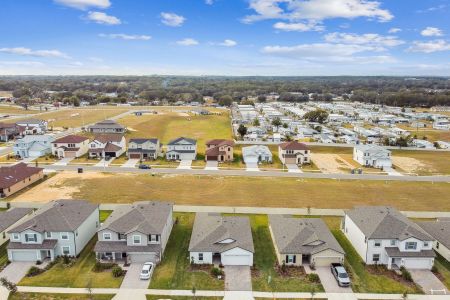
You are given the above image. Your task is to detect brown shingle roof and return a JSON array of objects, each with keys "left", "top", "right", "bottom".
[
  {"left": 0, "top": 163, "right": 43, "bottom": 189},
  {"left": 205, "top": 139, "right": 234, "bottom": 147},
  {"left": 54, "top": 135, "right": 88, "bottom": 144},
  {"left": 279, "top": 141, "right": 309, "bottom": 151}
]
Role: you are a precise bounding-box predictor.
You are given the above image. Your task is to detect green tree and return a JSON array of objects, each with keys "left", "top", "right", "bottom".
[
  {"left": 253, "top": 118, "right": 260, "bottom": 126},
  {"left": 272, "top": 117, "right": 282, "bottom": 127},
  {"left": 303, "top": 109, "right": 329, "bottom": 124},
  {"left": 237, "top": 124, "right": 247, "bottom": 138},
  {"left": 218, "top": 95, "right": 233, "bottom": 107}
]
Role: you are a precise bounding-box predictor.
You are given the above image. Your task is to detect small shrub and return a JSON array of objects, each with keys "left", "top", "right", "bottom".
[
  {"left": 112, "top": 265, "right": 124, "bottom": 277},
  {"left": 0, "top": 277, "right": 17, "bottom": 294},
  {"left": 36, "top": 260, "right": 42, "bottom": 265},
  {"left": 26, "top": 266, "right": 44, "bottom": 277},
  {"left": 307, "top": 273, "right": 320, "bottom": 283},
  {"left": 63, "top": 255, "right": 70, "bottom": 265},
  {"left": 93, "top": 261, "right": 116, "bottom": 272},
  {"left": 400, "top": 266, "right": 412, "bottom": 282},
  {"left": 431, "top": 265, "right": 438, "bottom": 273},
  {"left": 211, "top": 267, "right": 224, "bottom": 277}
]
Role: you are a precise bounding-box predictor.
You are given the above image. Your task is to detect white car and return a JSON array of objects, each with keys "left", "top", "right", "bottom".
[{"left": 139, "top": 262, "right": 154, "bottom": 280}]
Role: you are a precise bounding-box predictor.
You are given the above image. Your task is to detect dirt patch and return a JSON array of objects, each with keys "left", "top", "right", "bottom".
[
  {"left": 392, "top": 156, "right": 434, "bottom": 174},
  {"left": 127, "top": 127, "right": 138, "bottom": 132},
  {"left": 310, "top": 153, "right": 354, "bottom": 174}
]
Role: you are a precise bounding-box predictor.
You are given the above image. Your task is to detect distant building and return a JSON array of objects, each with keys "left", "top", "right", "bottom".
[
  {"left": 13, "top": 135, "right": 53, "bottom": 158},
  {"left": 87, "top": 120, "right": 126, "bottom": 134},
  {"left": 15, "top": 119, "right": 47, "bottom": 134},
  {"left": 0, "top": 163, "right": 43, "bottom": 197},
  {"left": 353, "top": 144, "right": 392, "bottom": 169}
]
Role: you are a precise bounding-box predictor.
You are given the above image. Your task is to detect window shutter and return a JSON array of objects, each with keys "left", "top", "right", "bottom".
[
  {"left": 285, "top": 255, "right": 289, "bottom": 263},
  {"left": 293, "top": 255, "right": 296, "bottom": 263},
  {"left": 156, "top": 235, "right": 159, "bottom": 242}
]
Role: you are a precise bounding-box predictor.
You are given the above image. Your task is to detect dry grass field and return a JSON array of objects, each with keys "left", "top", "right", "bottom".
[{"left": 10, "top": 172, "right": 450, "bottom": 211}]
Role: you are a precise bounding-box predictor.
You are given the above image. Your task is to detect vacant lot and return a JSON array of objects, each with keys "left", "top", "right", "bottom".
[
  {"left": 391, "top": 150, "right": 450, "bottom": 175},
  {"left": 0, "top": 104, "right": 31, "bottom": 114},
  {"left": 311, "top": 153, "right": 354, "bottom": 174},
  {"left": 11, "top": 172, "right": 450, "bottom": 211}
]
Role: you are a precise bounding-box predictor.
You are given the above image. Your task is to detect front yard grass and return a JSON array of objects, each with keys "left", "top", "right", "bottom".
[
  {"left": 149, "top": 213, "right": 224, "bottom": 290},
  {"left": 250, "top": 215, "right": 324, "bottom": 292},
  {"left": 8, "top": 293, "right": 114, "bottom": 300},
  {"left": 69, "top": 154, "right": 100, "bottom": 165},
  {"left": 99, "top": 210, "right": 113, "bottom": 223},
  {"left": 434, "top": 254, "right": 450, "bottom": 290},
  {"left": 0, "top": 241, "right": 9, "bottom": 268},
  {"left": 19, "top": 238, "right": 123, "bottom": 288}
]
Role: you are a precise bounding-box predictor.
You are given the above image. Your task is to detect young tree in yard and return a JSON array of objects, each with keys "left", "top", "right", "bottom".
[
  {"left": 272, "top": 117, "right": 282, "bottom": 127},
  {"left": 237, "top": 124, "right": 247, "bottom": 138},
  {"left": 253, "top": 118, "right": 260, "bottom": 126},
  {"left": 303, "top": 109, "right": 329, "bottom": 124}
]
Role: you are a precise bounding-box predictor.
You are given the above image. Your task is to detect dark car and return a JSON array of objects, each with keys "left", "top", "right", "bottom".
[{"left": 138, "top": 164, "right": 151, "bottom": 169}]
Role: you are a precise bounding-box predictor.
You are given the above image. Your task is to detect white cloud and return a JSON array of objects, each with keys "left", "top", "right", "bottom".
[
  {"left": 176, "top": 38, "right": 199, "bottom": 46},
  {"left": 86, "top": 11, "right": 121, "bottom": 25},
  {"left": 408, "top": 40, "right": 450, "bottom": 53},
  {"left": 0, "top": 61, "right": 45, "bottom": 67},
  {"left": 421, "top": 27, "right": 443, "bottom": 37},
  {"left": 160, "top": 12, "right": 186, "bottom": 27},
  {"left": 273, "top": 21, "right": 324, "bottom": 32},
  {"left": 53, "top": 0, "right": 110, "bottom": 10},
  {"left": 0, "top": 47, "right": 70, "bottom": 59},
  {"left": 205, "top": 0, "right": 214, "bottom": 4},
  {"left": 219, "top": 39, "right": 237, "bottom": 47},
  {"left": 243, "top": 0, "right": 393, "bottom": 24},
  {"left": 324, "top": 32, "right": 404, "bottom": 47},
  {"left": 99, "top": 33, "right": 151, "bottom": 40},
  {"left": 388, "top": 27, "right": 401, "bottom": 33}
]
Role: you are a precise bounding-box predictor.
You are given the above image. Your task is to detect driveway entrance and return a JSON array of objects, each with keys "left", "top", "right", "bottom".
[
  {"left": 205, "top": 160, "right": 218, "bottom": 170},
  {"left": 245, "top": 162, "right": 259, "bottom": 171},
  {"left": 314, "top": 266, "right": 351, "bottom": 293},
  {"left": 120, "top": 263, "right": 151, "bottom": 289},
  {"left": 0, "top": 261, "right": 35, "bottom": 283},
  {"left": 286, "top": 164, "right": 303, "bottom": 173},
  {"left": 177, "top": 160, "right": 192, "bottom": 169},
  {"left": 224, "top": 265, "right": 252, "bottom": 291},
  {"left": 409, "top": 269, "right": 448, "bottom": 295}
]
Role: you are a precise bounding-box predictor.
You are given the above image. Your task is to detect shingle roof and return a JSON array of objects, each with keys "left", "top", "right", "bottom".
[
  {"left": 269, "top": 215, "right": 344, "bottom": 255},
  {"left": 167, "top": 137, "right": 197, "bottom": 146},
  {"left": 129, "top": 138, "right": 158, "bottom": 144},
  {"left": 104, "top": 143, "right": 121, "bottom": 152},
  {"left": 385, "top": 247, "right": 435, "bottom": 258},
  {"left": 279, "top": 141, "right": 309, "bottom": 151},
  {"left": 94, "top": 241, "right": 161, "bottom": 253},
  {"left": 0, "top": 163, "right": 43, "bottom": 189},
  {"left": 54, "top": 135, "right": 89, "bottom": 144},
  {"left": 8, "top": 239, "right": 58, "bottom": 250},
  {"left": 88, "top": 120, "right": 125, "bottom": 129},
  {"left": 15, "top": 119, "right": 45, "bottom": 125},
  {"left": 0, "top": 208, "right": 33, "bottom": 232},
  {"left": 93, "top": 134, "right": 124, "bottom": 143},
  {"left": 418, "top": 220, "right": 450, "bottom": 249},
  {"left": 189, "top": 213, "right": 254, "bottom": 253},
  {"left": 9, "top": 200, "right": 98, "bottom": 233},
  {"left": 205, "top": 139, "right": 234, "bottom": 147},
  {"left": 346, "top": 206, "right": 433, "bottom": 241},
  {"left": 99, "top": 201, "right": 172, "bottom": 235}
]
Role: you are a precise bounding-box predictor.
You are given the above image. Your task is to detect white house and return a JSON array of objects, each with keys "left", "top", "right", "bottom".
[
  {"left": 412, "top": 139, "right": 435, "bottom": 149},
  {"left": 88, "top": 134, "right": 126, "bottom": 159},
  {"left": 0, "top": 208, "right": 33, "bottom": 246},
  {"left": 343, "top": 206, "right": 435, "bottom": 270},
  {"left": 13, "top": 135, "right": 54, "bottom": 158},
  {"left": 353, "top": 144, "right": 392, "bottom": 169},
  {"left": 52, "top": 135, "right": 90, "bottom": 158},
  {"left": 166, "top": 137, "right": 197, "bottom": 161},
  {"left": 189, "top": 213, "right": 254, "bottom": 266},
  {"left": 418, "top": 219, "right": 450, "bottom": 262},
  {"left": 15, "top": 119, "right": 47, "bottom": 134},
  {"left": 242, "top": 145, "right": 272, "bottom": 164}
]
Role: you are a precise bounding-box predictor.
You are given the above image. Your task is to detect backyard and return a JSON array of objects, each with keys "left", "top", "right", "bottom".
[{"left": 434, "top": 254, "right": 450, "bottom": 290}]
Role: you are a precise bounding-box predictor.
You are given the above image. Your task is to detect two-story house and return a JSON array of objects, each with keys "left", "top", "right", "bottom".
[
  {"left": 166, "top": 137, "right": 197, "bottom": 161},
  {"left": 127, "top": 138, "right": 161, "bottom": 160},
  {"left": 94, "top": 201, "right": 173, "bottom": 264},
  {"left": 0, "top": 123, "right": 24, "bottom": 142},
  {"left": 204, "top": 139, "right": 234, "bottom": 162},
  {"left": 7, "top": 200, "right": 99, "bottom": 262},
  {"left": 343, "top": 206, "right": 435, "bottom": 270},
  {"left": 418, "top": 219, "right": 450, "bottom": 262},
  {"left": 87, "top": 120, "right": 126, "bottom": 134},
  {"left": 88, "top": 134, "right": 126, "bottom": 159},
  {"left": 278, "top": 141, "right": 311, "bottom": 165},
  {"left": 15, "top": 119, "right": 48, "bottom": 135},
  {"left": 353, "top": 145, "right": 392, "bottom": 169},
  {"left": 52, "top": 135, "right": 90, "bottom": 158},
  {"left": 0, "top": 208, "right": 33, "bottom": 246},
  {"left": 13, "top": 135, "right": 54, "bottom": 158}
]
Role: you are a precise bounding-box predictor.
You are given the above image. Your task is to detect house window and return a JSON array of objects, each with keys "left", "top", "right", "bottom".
[
  {"left": 61, "top": 232, "right": 69, "bottom": 240},
  {"left": 405, "top": 242, "right": 417, "bottom": 250},
  {"left": 436, "top": 242, "right": 440, "bottom": 249},
  {"left": 390, "top": 240, "right": 396, "bottom": 246},
  {"left": 198, "top": 253, "right": 203, "bottom": 261},
  {"left": 62, "top": 246, "right": 70, "bottom": 255},
  {"left": 25, "top": 233, "right": 37, "bottom": 242},
  {"left": 12, "top": 233, "right": 19, "bottom": 241},
  {"left": 133, "top": 235, "right": 141, "bottom": 245},
  {"left": 374, "top": 240, "right": 381, "bottom": 247},
  {"left": 286, "top": 255, "right": 296, "bottom": 263},
  {"left": 372, "top": 254, "right": 380, "bottom": 262},
  {"left": 46, "top": 232, "right": 52, "bottom": 238},
  {"left": 149, "top": 235, "right": 159, "bottom": 242},
  {"left": 118, "top": 233, "right": 126, "bottom": 240},
  {"left": 424, "top": 242, "right": 429, "bottom": 247},
  {"left": 2, "top": 232, "right": 5, "bottom": 239},
  {"left": 103, "top": 233, "right": 111, "bottom": 240},
  {"left": 96, "top": 221, "right": 99, "bottom": 228}
]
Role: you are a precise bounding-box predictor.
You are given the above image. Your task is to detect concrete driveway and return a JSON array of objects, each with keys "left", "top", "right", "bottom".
[
  {"left": 120, "top": 263, "right": 151, "bottom": 289},
  {"left": 121, "top": 158, "right": 139, "bottom": 168},
  {"left": 224, "top": 266, "right": 252, "bottom": 291},
  {"left": 177, "top": 160, "right": 192, "bottom": 169},
  {"left": 245, "top": 162, "right": 259, "bottom": 171},
  {"left": 409, "top": 269, "right": 448, "bottom": 295},
  {"left": 205, "top": 160, "right": 218, "bottom": 170},
  {"left": 0, "top": 261, "right": 35, "bottom": 283},
  {"left": 286, "top": 164, "right": 303, "bottom": 173},
  {"left": 315, "top": 266, "right": 351, "bottom": 293},
  {"left": 94, "top": 158, "right": 115, "bottom": 167},
  {"left": 384, "top": 167, "right": 403, "bottom": 176},
  {"left": 53, "top": 157, "right": 74, "bottom": 166}
]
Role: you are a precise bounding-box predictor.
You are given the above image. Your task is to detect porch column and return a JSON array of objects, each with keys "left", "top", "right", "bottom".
[
  {"left": 50, "top": 250, "right": 55, "bottom": 261},
  {"left": 112, "top": 252, "right": 116, "bottom": 262},
  {"left": 387, "top": 256, "right": 392, "bottom": 269}
]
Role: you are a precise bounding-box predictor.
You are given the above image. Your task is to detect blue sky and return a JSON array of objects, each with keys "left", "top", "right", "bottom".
[{"left": 0, "top": 0, "right": 449, "bottom": 76}]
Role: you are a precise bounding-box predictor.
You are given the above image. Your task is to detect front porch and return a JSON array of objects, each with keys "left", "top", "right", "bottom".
[{"left": 96, "top": 251, "right": 129, "bottom": 264}]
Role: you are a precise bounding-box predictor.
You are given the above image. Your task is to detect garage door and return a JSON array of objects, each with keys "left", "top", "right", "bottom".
[
  {"left": 313, "top": 256, "right": 343, "bottom": 267},
  {"left": 11, "top": 250, "right": 37, "bottom": 262},
  {"left": 222, "top": 254, "right": 252, "bottom": 266},
  {"left": 129, "top": 253, "right": 156, "bottom": 263},
  {"left": 65, "top": 151, "right": 76, "bottom": 158},
  {"left": 404, "top": 258, "right": 433, "bottom": 270},
  {"left": 129, "top": 153, "right": 141, "bottom": 159}
]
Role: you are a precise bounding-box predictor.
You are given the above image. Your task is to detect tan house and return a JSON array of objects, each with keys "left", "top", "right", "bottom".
[
  {"left": 0, "top": 163, "right": 43, "bottom": 197},
  {"left": 205, "top": 139, "right": 234, "bottom": 162},
  {"left": 278, "top": 141, "right": 310, "bottom": 165},
  {"left": 52, "top": 135, "right": 90, "bottom": 158},
  {"left": 269, "top": 215, "right": 344, "bottom": 267}
]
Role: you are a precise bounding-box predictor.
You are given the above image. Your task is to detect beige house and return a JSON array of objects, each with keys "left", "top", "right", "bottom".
[
  {"left": 205, "top": 139, "right": 234, "bottom": 162},
  {"left": 269, "top": 215, "right": 344, "bottom": 267},
  {"left": 278, "top": 141, "right": 310, "bottom": 165},
  {"left": 52, "top": 135, "right": 90, "bottom": 158},
  {"left": 0, "top": 163, "right": 43, "bottom": 198}
]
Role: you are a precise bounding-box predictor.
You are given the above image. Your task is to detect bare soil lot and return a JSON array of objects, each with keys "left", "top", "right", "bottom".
[{"left": 310, "top": 153, "right": 354, "bottom": 174}]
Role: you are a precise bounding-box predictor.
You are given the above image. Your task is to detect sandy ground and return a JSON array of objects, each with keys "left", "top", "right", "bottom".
[
  {"left": 127, "top": 127, "right": 138, "bottom": 132},
  {"left": 392, "top": 156, "right": 433, "bottom": 174},
  {"left": 310, "top": 153, "right": 354, "bottom": 174},
  {"left": 12, "top": 172, "right": 109, "bottom": 203},
  {"left": 177, "top": 112, "right": 190, "bottom": 116}
]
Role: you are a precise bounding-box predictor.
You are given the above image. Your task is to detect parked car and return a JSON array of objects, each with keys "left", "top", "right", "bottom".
[
  {"left": 331, "top": 263, "right": 351, "bottom": 287},
  {"left": 138, "top": 164, "right": 151, "bottom": 169},
  {"left": 140, "top": 262, "right": 154, "bottom": 280}
]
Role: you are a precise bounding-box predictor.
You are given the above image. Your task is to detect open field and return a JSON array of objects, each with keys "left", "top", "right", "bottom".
[
  {"left": 10, "top": 172, "right": 450, "bottom": 212},
  {"left": 0, "top": 105, "right": 31, "bottom": 114},
  {"left": 9, "top": 293, "right": 114, "bottom": 300},
  {"left": 391, "top": 150, "right": 450, "bottom": 175}
]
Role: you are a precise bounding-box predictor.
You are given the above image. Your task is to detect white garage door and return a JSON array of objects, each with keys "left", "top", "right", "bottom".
[
  {"left": 313, "top": 256, "right": 343, "bottom": 267},
  {"left": 11, "top": 250, "right": 37, "bottom": 262},
  {"left": 222, "top": 254, "right": 252, "bottom": 266},
  {"left": 129, "top": 253, "right": 156, "bottom": 263},
  {"left": 404, "top": 258, "right": 433, "bottom": 270},
  {"left": 243, "top": 156, "right": 257, "bottom": 164}
]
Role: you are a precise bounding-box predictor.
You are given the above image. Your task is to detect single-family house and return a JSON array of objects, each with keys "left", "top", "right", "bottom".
[
  {"left": 278, "top": 141, "right": 310, "bottom": 165},
  {"left": 342, "top": 206, "right": 435, "bottom": 270},
  {"left": 0, "top": 123, "right": 23, "bottom": 142},
  {"left": 15, "top": 119, "right": 47, "bottom": 134},
  {"left": 166, "top": 137, "right": 197, "bottom": 161},
  {"left": 87, "top": 120, "right": 126, "bottom": 134},
  {"left": 189, "top": 213, "right": 254, "bottom": 266},
  {"left": 13, "top": 135, "right": 54, "bottom": 158},
  {"left": 0, "top": 208, "right": 33, "bottom": 245},
  {"left": 52, "top": 135, "right": 90, "bottom": 158},
  {"left": 0, "top": 163, "right": 43, "bottom": 197},
  {"left": 205, "top": 139, "right": 234, "bottom": 162},
  {"left": 94, "top": 201, "right": 173, "bottom": 264},
  {"left": 88, "top": 134, "right": 126, "bottom": 159},
  {"left": 127, "top": 138, "right": 161, "bottom": 160},
  {"left": 7, "top": 200, "right": 99, "bottom": 262},
  {"left": 412, "top": 139, "right": 435, "bottom": 149},
  {"left": 242, "top": 145, "right": 272, "bottom": 164},
  {"left": 418, "top": 219, "right": 450, "bottom": 262},
  {"left": 353, "top": 144, "right": 392, "bottom": 169},
  {"left": 269, "top": 215, "right": 344, "bottom": 267}
]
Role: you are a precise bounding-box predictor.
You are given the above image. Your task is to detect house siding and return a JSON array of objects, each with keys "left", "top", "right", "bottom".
[
  {"left": 343, "top": 215, "right": 368, "bottom": 262},
  {"left": 434, "top": 242, "right": 450, "bottom": 262},
  {"left": 74, "top": 208, "right": 99, "bottom": 256},
  {"left": 190, "top": 251, "right": 213, "bottom": 264},
  {"left": 0, "top": 213, "right": 31, "bottom": 246},
  {"left": 1, "top": 170, "right": 43, "bottom": 197}
]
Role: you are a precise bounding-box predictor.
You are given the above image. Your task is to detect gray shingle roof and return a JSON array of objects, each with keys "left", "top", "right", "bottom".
[
  {"left": 346, "top": 206, "right": 433, "bottom": 241},
  {"left": 269, "top": 215, "right": 344, "bottom": 255},
  {"left": 189, "top": 213, "right": 254, "bottom": 253},
  {"left": 0, "top": 208, "right": 33, "bottom": 232},
  {"left": 99, "top": 201, "right": 172, "bottom": 235},
  {"left": 418, "top": 220, "right": 450, "bottom": 249},
  {"left": 167, "top": 137, "right": 197, "bottom": 146},
  {"left": 385, "top": 247, "right": 435, "bottom": 258},
  {"left": 9, "top": 200, "right": 98, "bottom": 233},
  {"left": 129, "top": 138, "right": 158, "bottom": 144},
  {"left": 7, "top": 239, "right": 58, "bottom": 250},
  {"left": 94, "top": 241, "right": 161, "bottom": 253}
]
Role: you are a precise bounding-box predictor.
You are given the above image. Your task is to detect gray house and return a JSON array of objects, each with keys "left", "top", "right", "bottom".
[
  {"left": 94, "top": 201, "right": 173, "bottom": 264},
  {"left": 13, "top": 135, "right": 54, "bottom": 158},
  {"left": 127, "top": 138, "right": 161, "bottom": 160},
  {"left": 0, "top": 208, "right": 33, "bottom": 246},
  {"left": 87, "top": 120, "right": 126, "bottom": 134},
  {"left": 166, "top": 137, "right": 197, "bottom": 161},
  {"left": 7, "top": 200, "right": 99, "bottom": 262}
]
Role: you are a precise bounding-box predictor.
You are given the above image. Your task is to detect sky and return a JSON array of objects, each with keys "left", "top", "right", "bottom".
[{"left": 0, "top": 0, "right": 449, "bottom": 76}]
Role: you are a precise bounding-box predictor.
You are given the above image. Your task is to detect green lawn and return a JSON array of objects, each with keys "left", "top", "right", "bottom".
[
  {"left": 434, "top": 254, "right": 450, "bottom": 290},
  {"left": 19, "top": 238, "right": 123, "bottom": 288},
  {"left": 99, "top": 210, "right": 113, "bottom": 223},
  {"left": 149, "top": 213, "right": 224, "bottom": 290},
  {"left": 9, "top": 293, "right": 114, "bottom": 300},
  {"left": 250, "top": 215, "right": 324, "bottom": 292},
  {"left": 0, "top": 241, "right": 9, "bottom": 268}
]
